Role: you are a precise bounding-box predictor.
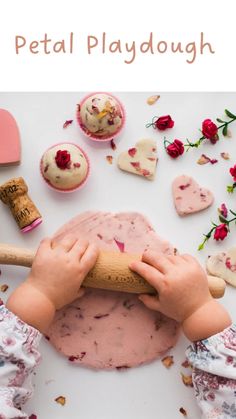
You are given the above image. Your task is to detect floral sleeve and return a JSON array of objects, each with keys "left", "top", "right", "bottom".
[
  {"left": 186, "top": 324, "right": 236, "bottom": 418},
  {"left": 0, "top": 303, "right": 41, "bottom": 419}
]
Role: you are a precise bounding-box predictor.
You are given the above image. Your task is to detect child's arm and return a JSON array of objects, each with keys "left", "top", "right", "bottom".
[
  {"left": 130, "top": 251, "right": 233, "bottom": 419},
  {"left": 0, "top": 235, "right": 98, "bottom": 418}
]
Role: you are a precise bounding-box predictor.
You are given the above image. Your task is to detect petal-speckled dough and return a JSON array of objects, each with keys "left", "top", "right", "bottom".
[
  {"left": 172, "top": 175, "right": 214, "bottom": 216},
  {"left": 47, "top": 212, "right": 179, "bottom": 370},
  {"left": 207, "top": 247, "right": 236, "bottom": 287},
  {"left": 117, "top": 139, "right": 158, "bottom": 180}
]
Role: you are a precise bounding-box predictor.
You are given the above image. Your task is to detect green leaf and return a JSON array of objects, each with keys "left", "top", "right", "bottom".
[
  {"left": 219, "top": 215, "right": 228, "bottom": 224},
  {"left": 225, "top": 109, "right": 236, "bottom": 119},
  {"left": 222, "top": 124, "right": 228, "bottom": 136},
  {"left": 216, "top": 118, "right": 225, "bottom": 123}
]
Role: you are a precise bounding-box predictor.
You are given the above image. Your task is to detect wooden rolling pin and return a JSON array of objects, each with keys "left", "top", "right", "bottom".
[{"left": 0, "top": 243, "right": 226, "bottom": 298}]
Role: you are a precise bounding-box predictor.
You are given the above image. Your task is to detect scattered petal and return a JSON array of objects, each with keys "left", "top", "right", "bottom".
[
  {"left": 141, "top": 169, "right": 151, "bottom": 177},
  {"left": 221, "top": 152, "right": 230, "bottom": 160},
  {"left": 181, "top": 359, "right": 191, "bottom": 368},
  {"left": 147, "top": 95, "right": 160, "bottom": 105},
  {"left": 0, "top": 284, "right": 8, "bottom": 293},
  {"left": 181, "top": 373, "right": 193, "bottom": 387},
  {"left": 197, "top": 154, "right": 218, "bottom": 165},
  {"left": 128, "top": 147, "right": 137, "bottom": 158},
  {"left": 63, "top": 119, "right": 73, "bottom": 129},
  {"left": 179, "top": 407, "right": 187, "bottom": 416},
  {"left": 106, "top": 155, "right": 113, "bottom": 164},
  {"left": 161, "top": 355, "right": 174, "bottom": 369},
  {"left": 110, "top": 139, "right": 117, "bottom": 150},
  {"left": 55, "top": 396, "right": 66, "bottom": 406},
  {"left": 114, "top": 238, "right": 125, "bottom": 253},
  {"left": 130, "top": 161, "right": 141, "bottom": 171}
]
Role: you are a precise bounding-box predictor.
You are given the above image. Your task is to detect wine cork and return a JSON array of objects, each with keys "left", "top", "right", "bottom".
[{"left": 0, "top": 177, "right": 42, "bottom": 232}]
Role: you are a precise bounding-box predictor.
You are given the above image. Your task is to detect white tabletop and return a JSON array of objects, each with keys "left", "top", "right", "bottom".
[{"left": 0, "top": 92, "right": 236, "bottom": 419}]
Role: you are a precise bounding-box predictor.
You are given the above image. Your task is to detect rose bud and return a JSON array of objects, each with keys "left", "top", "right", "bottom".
[
  {"left": 202, "top": 119, "right": 219, "bottom": 144},
  {"left": 166, "top": 139, "right": 185, "bottom": 159},
  {"left": 155, "top": 115, "right": 174, "bottom": 131},
  {"left": 213, "top": 224, "right": 228, "bottom": 241},
  {"left": 229, "top": 164, "right": 236, "bottom": 181}
]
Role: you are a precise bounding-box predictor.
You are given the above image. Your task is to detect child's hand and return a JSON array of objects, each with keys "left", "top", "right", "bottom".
[
  {"left": 130, "top": 251, "right": 231, "bottom": 341},
  {"left": 7, "top": 236, "right": 99, "bottom": 332},
  {"left": 26, "top": 236, "right": 98, "bottom": 309}
]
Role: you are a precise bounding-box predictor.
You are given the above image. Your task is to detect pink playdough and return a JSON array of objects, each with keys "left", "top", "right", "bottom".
[
  {"left": 172, "top": 175, "right": 214, "bottom": 216},
  {"left": 47, "top": 212, "right": 179, "bottom": 370},
  {"left": 0, "top": 109, "right": 21, "bottom": 166}
]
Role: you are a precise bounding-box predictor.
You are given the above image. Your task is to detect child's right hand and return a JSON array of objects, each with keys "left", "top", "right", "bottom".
[
  {"left": 7, "top": 235, "right": 99, "bottom": 332},
  {"left": 130, "top": 251, "right": 231, "bottom": 341}
]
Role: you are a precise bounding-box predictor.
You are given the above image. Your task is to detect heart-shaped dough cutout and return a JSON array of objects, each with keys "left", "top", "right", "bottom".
[
  {"left": 172, "top": 175, "right": 214, "bottom": 216},
  {"left": 117, "top": 139, "right": 158, "bottom": 180},
  {"left": 207, "top": 247, "right": 236, "bottom": 287}
]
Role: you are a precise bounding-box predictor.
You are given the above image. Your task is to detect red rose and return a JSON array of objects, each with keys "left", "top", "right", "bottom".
[
  {"left": 202, "top": 119, "right": 219, "bottom": 144},
  {"left": 230, "top": 164, "right": 236, "bottom": 181},
  {"left": 213, "top": 224, "right": 228, "bottom": 241},
  {"left": 155, "top": 115, "right": 174, "bottom": 131},
  {"left": 55, "top": 150, "right": 71, "bottom": 170},
  {"left": 166, "top": 139, "right": 185, "bottom": 158}
]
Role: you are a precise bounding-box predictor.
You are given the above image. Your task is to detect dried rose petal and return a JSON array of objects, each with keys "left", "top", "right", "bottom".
[
  {"left": 73, "top": 163, "right": 81, "bottom": 168},
  {"left": 181, "top": 359, "right": 191, "bottom": 368},
  {"left": 221, "top": 152, "right": 230, "bottom": 160},
  {"left": 141, "top": 169, "right": 151, "bottom": 177},
  {"left": 128, "top": 148, "right": 137, "bottom": 157},
  {"left": 29, "top": 415, "right": 37, "bottom": 419},
  {"left": 179, "top": 407, "right": 187, "bottom": 416},
  {"left": 114, "top": 238, "right": 125, "bottom": 253},
  {"left": 181, "top": 373, "right": 193, "bottom": 387},
  {"left": 63, "top": 119, "right": 73, "bottom": 129},
  {"left": 130, "top": 162, "right": 141, "bottom": 171},
  {"left": 68, "top": 355, "right": 78, "bottom": 362},
  {"left": 161, "top": 355, "right": 174, "bottom": 369},
  {"left": 0, "top": 298, "right": 3, "bottom": 306},
  {"left": 106, "top": 155, "right": 113, "bottom": 165},
  {"left": 97, "top": 233, "right": 103, "bottom": 240},
  {"left": 197, "top": 154, "right": 218, "bottom": 165},
  {"left": 55, "top": 396, "right": 66, "bottom": 406},
  {"left": 110, "top": 139, "right": 116, "bottom": 150},
  {"left": 0, "top": 284, "right": 8, "bottom": 293},
  {"left": 179, "top": 183, "right": 190, "bottom": 190},
  {"left": 147, "top": 157, "right": 156, "bottom": 161},
  {"left": 225, "top": 257, "right": 236, "bottom": 272},
  {"left": 147, "top": 94, "right": 160, "bottom": 105}
]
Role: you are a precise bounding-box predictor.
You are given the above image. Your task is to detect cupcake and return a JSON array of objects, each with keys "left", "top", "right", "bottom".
[
  {"left": 77, "top": 92, "right": 125, "bottom": 141},
  {"left": 40, "top": 143, "right": 89, "bottom": 192}
]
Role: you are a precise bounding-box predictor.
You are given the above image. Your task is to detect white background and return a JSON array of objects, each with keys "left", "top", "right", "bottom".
[
  {"left": 0, "top": 0, "right": 236, "bottom": 91},
  {"left": 0, "top": 92, "right": 236, "bottom": 418}
]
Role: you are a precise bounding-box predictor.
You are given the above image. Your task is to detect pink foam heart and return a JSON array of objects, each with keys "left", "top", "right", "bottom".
[
  {"left": 172, "top": 175, "right": 214, "bottom": 216},
  {"left": 0, "top": 109, "right": 21, "bottom": 166}
]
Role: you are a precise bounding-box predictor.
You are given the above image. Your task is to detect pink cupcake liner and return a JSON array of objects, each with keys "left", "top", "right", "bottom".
[
  {"left": 76, "top": 92, "right": 126, "bottom": 142},
  {"left": 40, "top": 142, "right": 90, "bottom": 193}
]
